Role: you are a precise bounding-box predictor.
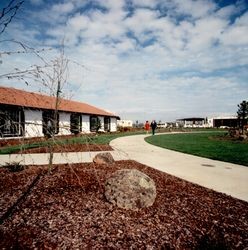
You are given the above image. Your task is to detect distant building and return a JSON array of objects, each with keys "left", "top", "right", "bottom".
[
  {"left": 117, "top": 120, "right": 133, "bottom": 128},
  {"left": 207, "top": 116, "right": 238, "bottom": 128},
  {"left": 176, "top": 116, "right": 239, "bottom": 128},
  {"left": 157, "top": 122, "right": 167, "bottom": 128},
  {"left": 176, "top": 118, "right": 206, "bottom": 128},
  {"left": 166, "top": 122, "right": 177, "bottom": 128}
]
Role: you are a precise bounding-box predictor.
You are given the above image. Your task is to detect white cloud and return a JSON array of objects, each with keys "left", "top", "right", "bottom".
[
  {"left": 114, "top": 38, "right": 136, "bottom": 52},
  {"left": 221, "top": 25, "right": 248, "bottom": 45},
  {"left": 51, "top": 2, "right": 74, "bottom": 14},
  {"left": 67, "top": 14, "right": 90, "bottom": 32},
  {"left": 220, "top": 12, "right": 248, "bottom": 46},
  {"left": 125, "top": 8, "right": 160, "bottom": 34},
  {"left": 236, "top": 11, "right": 248, "bottom": 25},
  {"left": 96, "top": 0, "right": 126, "bottom": 11},
  {"left": 216, "top": 5, "right": 236, "bottom": 19},
  {"left": 175, "top": 0, "right": 217, "bottom": 18},
  {"left": 185, "top": 16, "right": 227, "bottom": 51},
  {"left": 1, "top": 0, "right": 248, "bottom": 122},
  {"left": 159, "top": 0, "right": 217, "bottom": 19},
  {"left": 132, "top": 0, "right": 159, "bottom": 8}
]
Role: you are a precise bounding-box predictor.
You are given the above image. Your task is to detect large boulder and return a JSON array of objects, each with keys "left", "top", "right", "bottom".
[
  {"left": 105, "top": 169, "right": 156, "bottom": 210},
  {"left": 93, "top": 152, "right": 115, "bottom": 165}
]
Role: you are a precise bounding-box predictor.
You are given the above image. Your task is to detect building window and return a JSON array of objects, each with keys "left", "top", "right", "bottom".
[
  {"left": 104, "top": 117, "right": 110, "bottom": 132},
  {"left": 0, "top": 106, "right": 24, "bottom": 137},
  {"left": 42, "top": 110, "right": 59, "bottom": 137},
  {"left": 90, "top": 116, "right": 101, "bottom": 132},
  {"left": 70, "top": 113, "right": 82, "bottom": 134}
]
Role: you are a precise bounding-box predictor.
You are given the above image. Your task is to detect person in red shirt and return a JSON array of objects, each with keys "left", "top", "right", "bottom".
[{"left": 145, "top": 121, "right": 150, "bottom": 134}]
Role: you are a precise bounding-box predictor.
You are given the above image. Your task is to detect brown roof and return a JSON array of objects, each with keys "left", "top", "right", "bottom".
[{"left": 0, "top": 86, "right": 118, "bottom": 117}]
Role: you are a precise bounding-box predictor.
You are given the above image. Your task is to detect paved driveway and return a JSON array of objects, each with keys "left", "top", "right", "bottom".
[{"left": 110, "top": 133, "right": 248, "bottom": 202}]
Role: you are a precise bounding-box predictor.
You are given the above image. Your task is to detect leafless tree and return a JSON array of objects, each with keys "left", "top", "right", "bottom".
[
  {"left": 0, "top": 0, "right": 68, "bottom": 142},
  {"left": 0, "top": 1, "right": 90, "bottom": 177},
  {"left": 45, "top": 45, "right": 69, "bottom": 169}
]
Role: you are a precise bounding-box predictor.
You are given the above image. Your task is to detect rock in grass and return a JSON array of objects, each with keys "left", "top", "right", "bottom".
[
  {"left": 105, "top": 169, "right": 156, "bottom": 210},
  {"left": 93, "top": 152, "right": 114, "bottom": 165}
]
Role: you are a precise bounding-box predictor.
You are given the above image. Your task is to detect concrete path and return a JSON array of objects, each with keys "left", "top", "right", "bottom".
[
  {"left": 0, "top": 133, "right": 247, "bottom": 202},
  {"left": 0, "top": 150, "right": 126, "bottom": 166},
  {"left": 110, "top": 133, "right": 248, "bottom": 202}
]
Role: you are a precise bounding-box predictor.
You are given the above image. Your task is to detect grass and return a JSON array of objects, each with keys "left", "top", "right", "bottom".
[
  {"left": 0, "top": 142, "right": 46, "bottom": 155},
  {"left": 145, "top": 132, "right": 248, "bottom": 166},
  {"left": 0, "top": 131, "right": 145, "bottom": 154}
]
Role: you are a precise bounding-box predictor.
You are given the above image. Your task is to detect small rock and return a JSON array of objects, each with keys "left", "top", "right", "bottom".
[
  {"left": 105, "top": 169, "right": 156, "bottom": 210},
  {"left": 93, "top": 152, "right": 114, "bottom": 165}
]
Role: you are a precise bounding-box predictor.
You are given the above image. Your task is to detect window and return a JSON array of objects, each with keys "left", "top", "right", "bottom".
[
  {"left": 42, "top": 110, "right": 59, "bottom": 137},
  {"left": 70, "top": 113, "right": 82, "bottom": 134},
  {"left": 0, "top": 106, "right": 24, "bottom": 137},
  {"left": 90, "top": 116, "right": 101, "bottom": 132},
  {"left": 104, "top": 117, "right": 110, "bottom": 132}
]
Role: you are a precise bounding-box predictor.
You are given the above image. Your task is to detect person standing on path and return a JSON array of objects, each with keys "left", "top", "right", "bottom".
[
  {"left": 145, "top": 121, "right": 150, "bottom": 134},
  {"left": 150, "top": 120, "right": 157, "bottom": 135}
]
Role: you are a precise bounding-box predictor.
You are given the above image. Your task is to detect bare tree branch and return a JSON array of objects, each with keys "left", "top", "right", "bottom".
[
  {"left": 0, "top": 0, "right": 24, "bottom": 35},
  {"left": 0, "top": 39, "right": 52, "bottom": 66}
]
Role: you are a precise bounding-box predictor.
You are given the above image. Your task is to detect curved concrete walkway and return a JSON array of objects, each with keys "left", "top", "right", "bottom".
[
  {"left": 110, "top": 133, "right": 248, "bottom": 202},
  {"left": 0, "top": 133, "right": 247, "bottom": 202},
  {"left": 0, "top": 150, "right": 126, "bottom": 166}
]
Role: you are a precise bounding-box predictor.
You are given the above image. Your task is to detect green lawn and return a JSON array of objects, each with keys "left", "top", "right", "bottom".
[{"left": 145, "top": 132, "right": 248, "bottom": 166}]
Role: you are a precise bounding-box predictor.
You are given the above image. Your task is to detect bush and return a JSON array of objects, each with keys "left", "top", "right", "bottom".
[
  {"left": 117, "top": 127, "right": 132, "bottom": 132},
  {"left": 5, "top": 162, "right": 24, "bottom": 172}
]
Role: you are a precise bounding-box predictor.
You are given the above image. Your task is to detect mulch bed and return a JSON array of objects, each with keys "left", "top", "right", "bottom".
[
  {"left": 0, "top": 135, "right": 78, "bottom": 148},
  {"left": 0, "top": 160, "right": 247, "bottom": 249}
]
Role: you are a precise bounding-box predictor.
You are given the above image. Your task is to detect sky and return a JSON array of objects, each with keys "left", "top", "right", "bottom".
[{"left": 0, "top": 0, "right": 248, "bottom": 123}]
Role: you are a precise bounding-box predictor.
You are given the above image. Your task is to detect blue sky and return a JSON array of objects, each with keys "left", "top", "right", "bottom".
[{"left": 0, "top": 0, "right": 248, "bottom": 122}]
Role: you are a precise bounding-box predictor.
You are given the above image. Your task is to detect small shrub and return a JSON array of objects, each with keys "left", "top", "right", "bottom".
[
  {"left": 117, "top": 127, "right": 132, "bottom": 132},
  {"left": 5, "top": 162, "right": 24, "bottom": 172}
]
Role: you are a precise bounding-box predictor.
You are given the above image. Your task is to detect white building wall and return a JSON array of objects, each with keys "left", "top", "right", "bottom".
[
  {"left": 18, "top": 110, "right": 117, "bottom": 137},
  {"left": 110, "top": 117, "right": 117, "bottom": 132},
  {"left": 207, "top": 118, "right": 214, "bottom": 127},
  {"left": 24, "top": 110, "right": 43, "bottom": 137},
  {"left": 82, "top": 115, "right": 90, "bottom": 133},
  {"left": 207, "top": 116, "right": 237, "bottom": 128},
  {"left": 59, "top": 112, "right": 71, "bottom": 135},
  {"left": 117, "top": 120, "right": 133, "bottom": 127}
]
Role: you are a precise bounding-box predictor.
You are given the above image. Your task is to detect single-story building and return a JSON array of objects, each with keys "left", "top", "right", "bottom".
[
  {"left": 207, "top": 116, "right": 239, "bottom": 128},
  {"left": 176, "top": 116, "right": 240, "bottom": 128},
  {"left": 117, "top": 120, "right": 133, "bottom": 128},
  {"left": 0, "top": 86, "right": 120, "bottom": 138},
  {"left": 176, "top": 118, "right": 206, "bottom": 128}
]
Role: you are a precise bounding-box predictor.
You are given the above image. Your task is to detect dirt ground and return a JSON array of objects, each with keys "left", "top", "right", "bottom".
[{"left": 0, "top": 160, "right": 247, "bottom": 249}]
